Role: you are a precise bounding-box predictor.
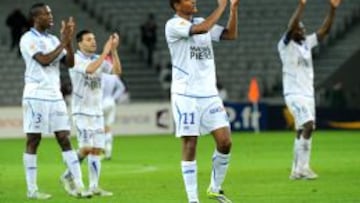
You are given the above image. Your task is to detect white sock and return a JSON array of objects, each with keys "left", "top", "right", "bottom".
[
  {"left": 88, "top": 154, "right": 101, "bottom": 190},
  {"left": 301, "top": 137, "right": 312, "bottom": 170},
  {"left": 62, "top": 150, "right": 86, "bottom": 179},
  {"left": 23, "top": 153, "right": 38, "bottom": 192},
  {"left": 297, "top": 136, "right": 312, "bottom": 171},
  {"left": 105, "top": 132, "right": 113, "bottom": 158},
  {"left": 181, "top": 161, "right": 198, "bottom": 202},
  {"left": 209, "top": 150, "right": 230, "bottom": 192},
  {"left": 292, "top": 138, "right": 301, "bottom": 172},
  {"left": 62, "top": 150, "right": 84, "bottom": 188}
]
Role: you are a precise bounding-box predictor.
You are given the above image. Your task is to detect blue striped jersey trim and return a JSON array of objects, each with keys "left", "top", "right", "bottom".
[
  {"left": 174, "top": 93, "right": 218, "bottom": 99},
  {"left": 23, "top": 98, "right": 63, "bottom": 102}
]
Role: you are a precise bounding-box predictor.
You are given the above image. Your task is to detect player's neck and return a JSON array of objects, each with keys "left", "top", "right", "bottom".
[
  {"left": 176, "top": 12, "right": 192, "bottom": 21},
  {"left": 79, "top": 50, "right": 95, "bottom": 57},
  {"left": 33, "top": 25, "right": 47, "bottom": 33}
]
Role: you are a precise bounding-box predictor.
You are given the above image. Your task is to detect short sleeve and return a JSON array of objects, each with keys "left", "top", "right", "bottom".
[
  {"left": 20, "top": 35, "right": 42, "bottom": 58},
  {"left": 165, "top": 18, "right": 192, "bottom": 43},
  {"left": 306, "top": 33, "right": 318, "bottom": 49},
  {"left": 278, "top": 36, "right": 286, "bottom": 52},
  {"left": 209, "top": 24, "right": 224, "bottom": 42}
]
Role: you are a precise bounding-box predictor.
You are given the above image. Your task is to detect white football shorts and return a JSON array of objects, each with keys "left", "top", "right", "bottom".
[
  {"left": 285, "top": 95, "right": 315, "bottom": 130},
  {"left": 171, "top": 94, "right": 230, "bottom": 137},
  {"left": 23, "top": 99, "right": 70, "bottom": 134},
  {"left": 72, "top": 114, "right": 105, "bottom": 149}
]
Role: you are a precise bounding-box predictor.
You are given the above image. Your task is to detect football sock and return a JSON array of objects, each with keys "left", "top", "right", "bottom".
[
  {"left": 62, "top": 150, "right": 84, "bottom": 188},
  {"left": 300, "top": 136, "right": 312, "bottom": 169},
  {"left": 88, "top": 155, "right": 101, "bottom": 189},
  {"left": 209, "top": 150, "right": 230, "bottom": 192},
  {"left": 62, "top": 150, "right": 85, "bottom": 179},
  {"left": 292, "top": 138, "right": 301, "bottom": 172},
  {"left": 181, "top": 160, "right": 198, "bottom": 202},
  {"left": 23, "top": 153, "right": 38, "bottom": 192}
]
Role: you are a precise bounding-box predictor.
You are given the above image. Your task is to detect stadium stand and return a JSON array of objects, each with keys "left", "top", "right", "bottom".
[
  {"left": 0, "top": 0, "right": 359, "bottom": 105},
  {"left": 77, "top": 0, "right": 360, "bottom": 102},
  {"left": 0, "top": 0, "right": 166, "bottom": 105}
]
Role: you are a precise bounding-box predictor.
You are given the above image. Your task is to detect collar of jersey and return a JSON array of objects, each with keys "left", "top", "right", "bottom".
[
  {"left": 30, "top": 27, "right": 49, "bottom": 37},
  {"left": 174, "top": 14, "right": 194, "bottom": 23},
  {"left": 77, "top": 50, "right": 97, "bottom": 60}
]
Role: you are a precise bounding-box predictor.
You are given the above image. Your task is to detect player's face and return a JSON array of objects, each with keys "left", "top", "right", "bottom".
[
  {"left": 292, "top": 22, "right": 306, "bottom": 42},
  {"left": 34, "top": 6, "right": 54, "bottom": 29},
  {"left": 176, "top": 0, "right": 198, "bottom": 15},
  {"left": 78, "top": 33, "right": 97, "bottom": 54}
]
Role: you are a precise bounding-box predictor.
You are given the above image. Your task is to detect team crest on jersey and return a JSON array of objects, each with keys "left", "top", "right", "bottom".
[
  {"left": 179, "top": 21, "right": 187, "bottom": 26},
  {"left": 29, "top": 43, "right": 36, "bottom": 51}
]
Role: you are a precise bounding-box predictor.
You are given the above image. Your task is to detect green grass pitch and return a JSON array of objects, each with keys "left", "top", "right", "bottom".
[{"left": 0, "top": 131, "right": 359, "bottom": 203}]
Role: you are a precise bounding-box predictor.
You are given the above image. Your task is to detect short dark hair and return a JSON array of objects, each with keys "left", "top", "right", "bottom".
[
  {"left": 76, "top": 30, "right": 92, "bottom": 43},
  {"left": 169, "top": 0, "right": 181, "bottom": 11},
  {"left": 29, "top": 3, "right": 46, "bottom": 19}
]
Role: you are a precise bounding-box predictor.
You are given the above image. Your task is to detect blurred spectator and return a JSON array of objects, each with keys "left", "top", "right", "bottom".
[
  {"left": 140, "top": 13, "right": 157, "bottom": 66},
  {"left": 5, "top": 8, "right": 29, "bottom": 55}
]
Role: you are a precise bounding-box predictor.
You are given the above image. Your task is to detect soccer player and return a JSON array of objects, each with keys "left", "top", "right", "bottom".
[
  {"left": 20, "top": 3, "right": 89, "bottom": 199},
  {"left": 101, "top": 73, "right": 126, "bottom": 160},
  {"left": 278, "top": 0, "right": 341, "bottom": 180},
  {"left": 61, "top": 30, "right": 121, "bottom": 196},
  {"left": 165, "top": 0, "right": 239, "bottom": 202}
]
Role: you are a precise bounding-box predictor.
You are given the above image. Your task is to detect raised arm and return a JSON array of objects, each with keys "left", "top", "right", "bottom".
[
  {"left": 63, "top": 17, "right": 75, "bottom": 67},
  {"left": 33, "top": 17, "right": 74, "bottom": 67},
  {"left": 221, "top": 0, "right": 239, "bottom": 40},
  {"left": 287, "top": 0, "right": 306, "bottom": 34},
  {"left": 85, "top": 36, "right": 112, "bottom": 74},
  {"left": 190, "top": 0, "right": 227, "bottom": 35},
  {"left": 110, "top": 33, "right": 122, "bottom": 75},
  {"left": 316, "top": 0, "right": 341, "bottom": 41}
]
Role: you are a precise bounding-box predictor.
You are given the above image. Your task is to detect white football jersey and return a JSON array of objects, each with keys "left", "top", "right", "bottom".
[
  {"left": 278, "top": 33, "right": 318, "bottom": 97},
  {"left": 20, "top": 28, "right": 66, "bottom": 100},
  {"left": 69, "top": 51, "right": 112, "bottom": 116},
  {"left": 101, "top": 74, "right": 125, "bottom": 101},
  {"left": 165, "top": 15, "right": 224, "bottom": 97}
]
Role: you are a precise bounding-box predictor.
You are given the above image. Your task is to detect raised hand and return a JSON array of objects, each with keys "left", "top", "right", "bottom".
[
  {"left": 300, "top": 0, "right": 306, "bottom": 5},
  {"left": 60, "top": 20, "right": 71, "bottom": 45},
  {"left": 230, "top": 0, "right": 239, "bottom": 7},
  {"left": 60, "top": 17, "right": 76, "bottom": 46},
  {"left": 67, "top": 17, "right": 76, "bottom": 37},
  {"left": 330, "top": 0, "right": 341, "bottom": 8},
  {"left": 102, "top": 36, "right": 113, "bottom": 55},
  {"left": 111, "top": 33, "right": 120, "bottom": 50},
  {"left": 218, "top": 0, "right": 227, "bottom": 8}
]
